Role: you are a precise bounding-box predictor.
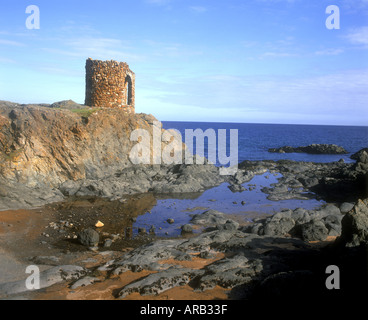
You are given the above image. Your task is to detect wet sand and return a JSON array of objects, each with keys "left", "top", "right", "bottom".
[
  {"left": 0, "top": 202, "right": 230, "bottom": 300},
  {"left": 0, "top": 208, "right": 57, "bottom": 284}
]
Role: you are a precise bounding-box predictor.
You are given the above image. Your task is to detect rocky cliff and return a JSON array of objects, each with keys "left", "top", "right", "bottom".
[
  {"left": 0, "top": 100, "right": 224, "bottom": 210},
  {"left": 0, "top": 101, "right": 158, "bottom": 209}
]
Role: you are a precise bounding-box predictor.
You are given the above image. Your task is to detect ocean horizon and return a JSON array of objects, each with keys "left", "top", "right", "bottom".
[{"left": 162, "top": 121, "right": 368, "bottom": 164}]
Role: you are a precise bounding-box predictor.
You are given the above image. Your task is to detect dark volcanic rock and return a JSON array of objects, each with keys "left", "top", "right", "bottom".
[
  {"left": 216, "top": 219, "right": 239, "bottom": 232},
  {"left": 339, "top": 198, "right": 368, "bottom": 247},
  {"left": 323, "top": 214, "right": 342, "bottom": 236},
  {"left": 263, "top": 215, "right": 295, "bottom": 237},
  {"left": 198, "top": 254, "right": 261, "bottom": 291},
  {"left": 117, "top": 267, "right": 198, "bottom": 298},
  {"left": 181, "top": 224, "right": 193, "bottom": 233},
  {"left": 300, "top": 220, "right": 329, "bottom": 241},
  {"left": 350, "top": 148, "right": 368, "bottom": 161},
  {"left": 268, "top": 144, "right": 348, "bottom": 154},
  {"left": 191, "top": 210, "right": 228, "bottom": 226},
  {"left": 340, "top": 202, "right": 355, "bottom": 214},
  {"left": 246, "top": 204, "right": 343, "bottom": 241},
  {"left": 77, "top": 228, "right": 99, "bottom": 247}
]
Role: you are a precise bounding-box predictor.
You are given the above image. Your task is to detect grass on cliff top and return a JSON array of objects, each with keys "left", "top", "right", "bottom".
[{"left": 70, "top": 107, "right": 100, "bottom": 118}]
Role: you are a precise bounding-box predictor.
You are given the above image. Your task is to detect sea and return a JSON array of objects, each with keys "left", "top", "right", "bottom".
[
  {"left": 162, "top": 121, "right": 368, "bottom": 164},
  {"left": 133, "top": 122, "right": 368, "bottom": 237}
]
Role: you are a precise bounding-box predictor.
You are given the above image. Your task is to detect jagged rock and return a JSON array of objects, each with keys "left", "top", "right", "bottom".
[
  {"left": 112, "top": 239, "right": 186, "bottom": 274},
  {"left": 175, "top": 253, "right": 192, "bottom": 261},
  {"left": 70, "top": 276, "right": 99, "bottom": 289},
  {"left": 103, "top": 239, "right": 113, "bottom": 247},
  {"left": 181, "top": 224, "right": 193, "bottom": 233},
  {"left": 340, "top": 202, "right": 355, "bottom": 214},
  {"left": 263, "top": 217, "right": 295, "bottom": 237},
  {"left": 245, "top": 203, "right": 345, "bottom": 241},
  {"left": 322, "top": 215, "right": 342, "bottom": 236},
  {"left": 191, "top": 210, "right": 228, "bottom": 226},
  {"left": 117, "top": 267, "right": 198, "bottom": 298},
  {"left": 228, "top": 184, "right": 246, "bottom": 192},
  {"left": 78, "top": 228, "right": 99, "bottom": 247},
  {"left": 300, "top": 220, "right": 329, "bottom": 241},
  {"left": 315, "top": 204, "right": 341, "bottom": 218},
  {"left": 216, "top": 220, "right": 239, "bottom": 232},
  {"left": 359, "top": 151, "right": 368, "bottom": 164},
  {"left": 339, "top": 199, "right": 368, "bottom": 247},
  {"left": 354, "top": 151, "right": 368, "bottom": 174},
  {"left": 350, "top": 148, "right": 368, "bottom": 161},
  {"left": 198, "top": 255, "right": 261, "bottom": 291},
  {"left": 291, "top": 208, "right": 311, "bottom": 225}
]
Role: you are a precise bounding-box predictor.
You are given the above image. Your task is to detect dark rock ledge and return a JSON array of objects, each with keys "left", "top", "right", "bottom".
[{"left": 268, "top": 144, "right": 348, "bottom": 154}]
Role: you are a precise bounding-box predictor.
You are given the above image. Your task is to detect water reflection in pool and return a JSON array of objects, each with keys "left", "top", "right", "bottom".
[{"left": 133, "top": 172, "right": 325, "bottom": 237}]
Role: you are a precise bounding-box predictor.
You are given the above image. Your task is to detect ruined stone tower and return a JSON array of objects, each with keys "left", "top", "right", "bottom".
[{"left": 85, "top": 58, "right": 135, "bottom": 113}]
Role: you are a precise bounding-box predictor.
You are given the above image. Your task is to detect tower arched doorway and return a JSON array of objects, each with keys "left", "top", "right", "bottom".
[{"left": 125, "top": 75, "right": 133, "bottom": 106}]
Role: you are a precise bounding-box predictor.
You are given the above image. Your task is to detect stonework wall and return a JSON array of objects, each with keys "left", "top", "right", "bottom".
[{"left": 85, "top": 58, "right": 135, "bottom": 113}]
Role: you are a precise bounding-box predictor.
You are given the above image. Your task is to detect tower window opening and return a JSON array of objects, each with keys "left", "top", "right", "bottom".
[{"left": 125, "top": 75, "right": 132, "bottom": 106}]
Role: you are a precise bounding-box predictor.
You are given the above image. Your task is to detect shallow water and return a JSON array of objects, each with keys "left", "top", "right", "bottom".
[{"left": 133, "top": 172, "right": 325, "bottom": 237}]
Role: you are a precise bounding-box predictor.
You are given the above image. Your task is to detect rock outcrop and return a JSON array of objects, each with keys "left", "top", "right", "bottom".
[
  {"left": 339, "top": 198, "right": 368, "bottom": 247},
  {"left": 268, "top": 144, "right": 348, "bottom": 154},
  {"left": 0, "top": 100, "right": 155, "bottom": 187},
  {"left": 0, "top": 101, "right": 226, "bottom": 210},
  {"left": 0, "top": 101, "right": 149, "bottom": 208},
  {"left": 244, "top": 204, "right": 343, "bottom": 241}
]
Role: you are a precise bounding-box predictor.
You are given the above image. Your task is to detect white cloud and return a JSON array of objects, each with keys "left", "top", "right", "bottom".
[
  {"left": 345, "top": 26, "right": 368, "bottom": 47},
  {"left": 259, "top": 52, "right": 297, "bottom": 59},
  {"left": 43, "top": 37, "right": 143, "bottom": 62},
  {"left": 341, "top": 0, "right": 368, "bottom": 11},
  {"left": 315, "top": 48, "right": 344, "bottom": 56},
  {"left": 0, "top": 39, "right": 25, "bottom": 47},
  {"left": 246, "top": 37, "right": 300, "bottom": 60}
]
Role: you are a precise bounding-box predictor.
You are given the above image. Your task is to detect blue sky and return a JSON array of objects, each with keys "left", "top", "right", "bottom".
[{"left": 0, "top": 0, "right": 367, "bottom": 125}]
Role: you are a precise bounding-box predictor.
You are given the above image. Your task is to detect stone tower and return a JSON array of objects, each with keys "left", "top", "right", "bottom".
[{"left": 85, "top": 58, "right": 135, "bottom": 113}]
